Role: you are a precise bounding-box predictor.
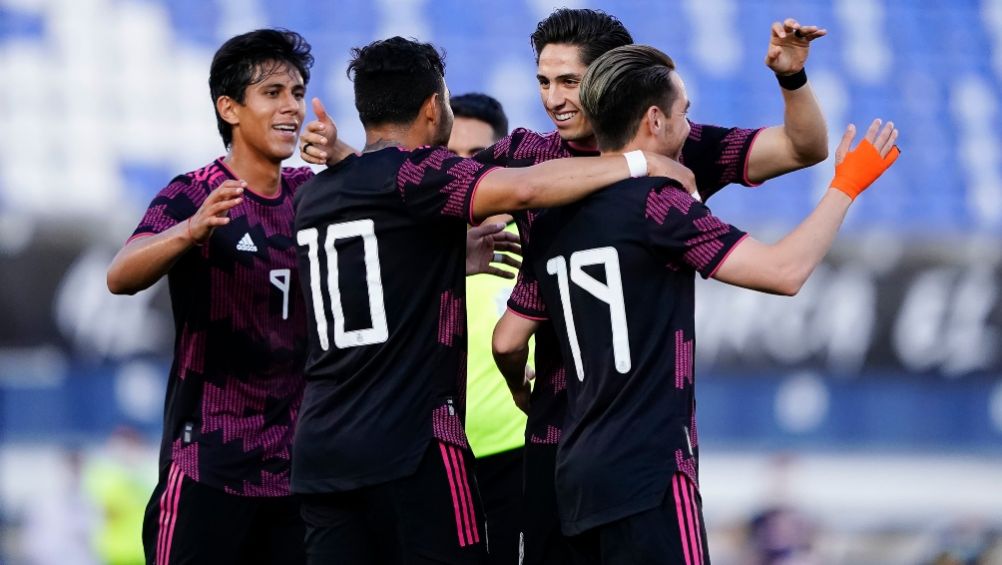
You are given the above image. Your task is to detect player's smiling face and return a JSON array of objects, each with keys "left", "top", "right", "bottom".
[
  {"left": 537, "top": 43, "right": 594, "bottom": 143},
  {"left": 229, "top": 62, "right": 306, "bottom": 162}
]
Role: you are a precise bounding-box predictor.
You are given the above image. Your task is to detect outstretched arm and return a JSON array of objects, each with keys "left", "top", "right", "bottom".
[
  {"left": 746, "top": 18, "right": 829, "bottom": 183},
  {"left": 471, "top": 150, "right": 682, "bottom": 221},
  {"left": 107, "top": 180, "right": 245, "bottom": 295},
  {"left": 715, "top": 119, "right": 899, "bottom": 295}
]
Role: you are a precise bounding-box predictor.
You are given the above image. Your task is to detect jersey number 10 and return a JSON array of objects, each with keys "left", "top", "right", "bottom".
[
  {"left": 546, "top": 246, "right": 632, "bottom": 381},
  {"left": 297, "top": 219, "right": 389, "bottom": 351}
]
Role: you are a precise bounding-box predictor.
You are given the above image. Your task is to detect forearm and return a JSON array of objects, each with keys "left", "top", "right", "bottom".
[
  {"left": 770, "top": 188, "right": 850, "bottom": 292},
  {"left": 492, "top": 310, "right": 538, "bottom": 390},
  {"left": 494, "top": 346, "right": 530, "bottom": 391},
  {"left": 746, "top": 83, "right": 830, "bottom": 183},
  {"left": 715, "top": 188, "right": 850, "bottom": 295},
  {"left": 107, "top": 223, "right": 194, "bottom": 294},
  {"left": 473, "top": 154, "right": 631, "bottom": 218},
  {"left": 779, "top": 82, "right": 828, "bottom": 164}
]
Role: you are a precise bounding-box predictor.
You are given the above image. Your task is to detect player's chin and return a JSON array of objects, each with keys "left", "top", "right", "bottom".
[
  {"left": 558, "top": 124, "right": 589, "bottom": 143},
  {"left": 271, "top": 143, "right": 298, "bottom": 161}
]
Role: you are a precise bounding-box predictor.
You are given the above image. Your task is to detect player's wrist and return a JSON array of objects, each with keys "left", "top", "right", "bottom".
[
  {"left": 776, "top": 67, "right": 807, "bottom": 90},
  {"left": 827, "top": 185, "right": 857, "bottom": 203},
  {"left": 185, "top": 217, "right": 205, "bottom": 247},
  {"left": 624, "top": 150, "right": 648, "bottom": 178}
]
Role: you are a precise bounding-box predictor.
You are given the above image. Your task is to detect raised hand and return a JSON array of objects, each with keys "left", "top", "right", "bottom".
[
  {"left": 466, "top": 218, "right": 523, "bottom": 279},
  {"left": 300, "top": 97, "right": 338, "bottom": 165},
  {"left": 765, "top": 18, "right": 827, "bottom": 75},
  {"left": 188, "top": 180, "right": 245, "bottom": 244},
  {"left": 830, "top": 119, "right": 900, "bottom": 200}
]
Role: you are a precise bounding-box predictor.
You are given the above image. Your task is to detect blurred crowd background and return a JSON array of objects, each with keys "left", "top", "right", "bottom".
[{"left": 1, "top": 0, "right": 1001, "bottom": 563}]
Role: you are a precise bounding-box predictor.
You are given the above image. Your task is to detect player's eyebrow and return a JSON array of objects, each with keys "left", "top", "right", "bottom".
[
  {"left": 258, "top": 80, "right": 288, "bottom": 90},
  {"left": 536, "top": 73, "right": 582, "bottom": 82}
]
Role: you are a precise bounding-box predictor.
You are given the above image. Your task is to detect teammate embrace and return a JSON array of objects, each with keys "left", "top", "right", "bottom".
[{"left": 113, "top": 9, "right": 899, "bottom": 565}]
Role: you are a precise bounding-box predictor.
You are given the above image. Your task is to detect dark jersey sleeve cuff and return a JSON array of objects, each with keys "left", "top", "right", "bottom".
[
  {"left": 467, "top": 166, "right": 501, "bottom": 226},
  {"left": 506, "top": 302, "right": 549, "bottom": 321},
  {"left": 703, "top": 232, "right": 749, "bottom": 279}
]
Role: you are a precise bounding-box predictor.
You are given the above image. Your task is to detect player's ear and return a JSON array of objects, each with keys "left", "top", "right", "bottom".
[
  {"left": 217, "top": 96, "right": 239, "bottom": 126},
  {"left": 645, "top": 106, "right": 662, "bottom": 136},
  {"left": 422, "top": 92, "right": 440, "bottom": 124}
]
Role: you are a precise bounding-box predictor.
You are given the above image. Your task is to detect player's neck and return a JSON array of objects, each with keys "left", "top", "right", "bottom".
[
  {"left": 223, "top": 145, "right": 282, "bottom": 197},
  {"left": 565, "top": 134, "right": 598, "bottom": 153},
  {"left": 601, "top": 137, "right": 654, "bottom": 158},
  {"left": 363, "top": 125, "right": 425, "bottom": 153}
]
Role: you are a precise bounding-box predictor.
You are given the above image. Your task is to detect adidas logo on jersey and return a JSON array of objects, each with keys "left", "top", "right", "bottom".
[{"left": 236, "top": 233, "right": 258, "bottom": 252}]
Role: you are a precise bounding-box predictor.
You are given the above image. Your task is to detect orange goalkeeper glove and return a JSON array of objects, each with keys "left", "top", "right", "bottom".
[{"left": 830, "top": 140, "right": 900, "bottom": 200}]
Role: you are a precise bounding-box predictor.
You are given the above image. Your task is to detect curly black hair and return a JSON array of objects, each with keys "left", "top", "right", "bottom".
[
  {"left": 348, "top": 36, "right": 447, "bottom": 127},
  {"left": 209, "top": 29, "right": 314, "bottom": 148}
]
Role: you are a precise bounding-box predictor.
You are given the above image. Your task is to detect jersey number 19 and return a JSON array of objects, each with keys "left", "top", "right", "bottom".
[{"left": 546, "top": 246, "right": 632, "bottom": 381}]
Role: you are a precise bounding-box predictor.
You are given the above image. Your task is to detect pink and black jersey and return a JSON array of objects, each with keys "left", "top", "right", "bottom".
[
  {"left": 291, "top": 146, "right": 495, "bottom": 493},
  {"left": 482, "top": 123, "right": 760, "bottom": 445},
  {"left": 473, "top": 128, "right": 597, "bottom": 446},
  {"left": 517, "top": 178, "right": 747, "bottom": 535},
  {"left": 131, "top": 158, "right": 314, "bottom": 497}
]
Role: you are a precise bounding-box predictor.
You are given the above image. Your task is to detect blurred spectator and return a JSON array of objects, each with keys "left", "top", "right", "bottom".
[
  {"left": 22, "top": 448, "right": 99, "bottom": 565},
  {"left": 82, "top": 427, "right": 153, "bottom": 565},
  {"left": 926, "top": 521, "right": 1000, "bottom": 565},
  {"left": 745, "top": 505, "right": 820, "bottom": 565}
]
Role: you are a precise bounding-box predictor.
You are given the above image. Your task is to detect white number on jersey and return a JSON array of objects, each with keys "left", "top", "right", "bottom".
[
  {"left": 297, "top": 219, "right": 389, "bottom": 350},
  {"left": 546, "top": 246, "right": 632, "bottom": 381},
  {"left": 269, "top": 269, "right": 291, "bottom": 320}
]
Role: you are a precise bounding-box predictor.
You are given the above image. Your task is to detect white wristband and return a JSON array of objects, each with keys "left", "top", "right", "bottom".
[{"left": 624, "top": 150, "right": 647, "bottom": 178}]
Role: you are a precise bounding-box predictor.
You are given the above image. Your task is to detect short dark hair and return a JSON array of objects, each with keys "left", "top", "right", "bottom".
[
  {"left": 209, "top": 29, "right": 313, "bottom": 148},
  {"left": 530, "top": 8, "right": 633, "bottom": 66},
  {"left": 450, "top": 93, "right": 509, "bottom": 140},
  {"left": 348, "top": 37, "right": 447, "bottom": 128},
  {"left": 579, "top": 45, "right": 678, "bottom": 151}
]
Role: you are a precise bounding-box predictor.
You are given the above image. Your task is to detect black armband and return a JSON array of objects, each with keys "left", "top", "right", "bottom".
[{"left": 776, "top": 68, "right": 807, "bottom": 90}]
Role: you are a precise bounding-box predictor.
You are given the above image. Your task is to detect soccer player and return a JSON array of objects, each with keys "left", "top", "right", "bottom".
[
  {"left": 107, "top": 29, "right": 315, "bottom": 564},
  {"left": 490, "top": 9, "right": 828, "bottom": 564},
  {"left": 289, "top": 37, "right": 684, "bottom": 564},
  {"left": 449, "top": 93, "right": 509, "bottom": 159},
  {"left": 497, "top": 44, "right": 899, "bottom": 564},
  {"left": 298, "top": 9, "right": 829, "bottom": 563},
  {"left": 449, "top": 92, "right": 527, "bottom": 565}
]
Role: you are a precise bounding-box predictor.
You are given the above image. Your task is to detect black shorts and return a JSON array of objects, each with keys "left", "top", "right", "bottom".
[
  {"left": 299, "top": 441, "right": 486, "bottom": 565},
  {"left": 476, "top": 447, "right": 523, "bottom": 565},
  {"left": 142, "top": 463, "right": 305, "bottom": 565},
  {"left": 521, "top": 443, "right": 569, "bottom": 565},
  {"left": 566, "top": 472, "right": 710, "bottom": 565}
]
